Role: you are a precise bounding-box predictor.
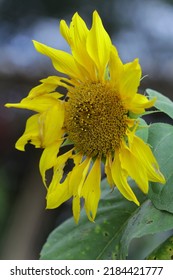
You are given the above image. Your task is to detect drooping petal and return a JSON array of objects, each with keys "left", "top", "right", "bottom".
[
  {"left": 119, "top": 142, "right": 149, "bottom": 194},
  {"left": 46, "top": 149, "right": 74, "bottom": 209},
  {"left": 39, "top": 102, "right": 65, "bottom": 147},
  {"left": 6, "top": 93, "right": 62, "bottom": 113},
  {"left": 130, "top": 135, "right": 166, "bottom": 184},
  {"left": 46, "top": 172, "right": 72, "bottom": 209},
  {"left": 82, "top": 157, "right": 101, "bottom": 222},
  {"left": 15, "top": 114, "right": 41, "bottom": 150},
  {"left": 69, "top": 156, "right": 91, "bottom": 223},
  {"left": 72, "top": 195, "right": 81, "bottom": 224},
  {"left": 39, "top": 140, "right": 63, "bottom": 187},
  {"left": 128, "top": 94, "right": 156, "bottom": 114},
  {"left": 69, "top": 156, "right": 91, "bottom": 196},
  {"left": 105, "top": 153, "right": 114, "bottom": 187},
  {"left": 111, "top": 150, "right": 140, "bottom": 205},
  {"left": 86, "top": 11, "right": 112, "bottom": 80},
  {"left": 28, "top": 76, "right": 67, "bottom": 98},
  {"left": 53, "top": 148, "right": 74, "bottom": 180}
]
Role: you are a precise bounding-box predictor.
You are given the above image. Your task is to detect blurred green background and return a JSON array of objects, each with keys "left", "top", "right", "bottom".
[{"left": 0, "top": 0, "right": 173, "bottom": 259}]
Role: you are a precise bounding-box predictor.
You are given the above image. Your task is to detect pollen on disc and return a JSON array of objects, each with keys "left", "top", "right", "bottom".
[{"left": 65, "top": 82, "right": 128, "bottom": 157}]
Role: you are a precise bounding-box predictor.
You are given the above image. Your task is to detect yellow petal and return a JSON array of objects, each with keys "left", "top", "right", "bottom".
[
  {"left": 105, "top": 153, "right": 114, "bottom": 187},
  {"left": 39, "top": 140, "right": 63, "bottom": 187},
  {"left": 46, "top": 172, "right": 72, "bottom": 209},
  {"left": 69, "top": 156, "right": 91, "bottom": 196},
  {"left": 72, "top": 195, "right": 81, "bottom": 224},
  {"left": 128, "top": 94, "right": 156, "bottom": 114},
  {"left": 109, "top": 46, "right": 123, "bottom": 86},
  {"left": 6, "top": 93, "right": 61, "bottom": 113},
  {"left": 28, "top": 76, "right": 64, "bottom": 98},
  {"left": 119, "top": 58, "right": 141, "bottom": 102},
  {"left": 72, "top": 13, "right": 97, "bottom": 81},
  {"left": 60, "top": 19, "right": 71, "bottom": 46},
  {"left": 33, "top": 40, "right": 84, "bottom": 81},
  {"left": 39, "top": 102, "right": 65, "bottom": 147},
  {"left": 53, "top": 148, "right": 74, "bottom": 178},
  {"left": 86, "top": 11, "right": 112, "bottom": 80},
  {"left": 111, "top": 150, "right": 139, "bottom": 205},
  {"left": 46, "top": 148, "right": 74, "bottom": 208},
  {"left": 70, "top": 12, "right": 89, "bottom": 46},
  {"left": 69, "top": 154, "right": 91, "bottom": 223},
  {"left": 120, "top": 143, "right": 149, "bottom": 193},
  {"left": 82, "top": 157, "right": 101, "bottom": 222},
  {"left": 15, "top": 114, "right": 41, "bottom": 150},
  {"left": 130, "top": 135, "right": 166, "bottom": 184},
  {"left": 61, "top": 13, "right": 97, "bottom": 81}
]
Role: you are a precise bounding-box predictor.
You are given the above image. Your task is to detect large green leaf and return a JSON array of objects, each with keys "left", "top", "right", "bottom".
[
  {"left": 148, "top": 123, "right": 173, "bottom": 213},
  {"left": 146, "top": 88, "right": 173, "bottom": 119},
  {"left": 146, "top": 235, "right": 173, "bottom": 260},
  {"left": 40, "top": 179, "right": 143, "bottom": 260},
  {"left": 135, "top": 118, "right": 148, "bottom": 143},
  {"left": 40, "top": 178, "right": 173, "bottom": 260},
  {"left": 119, "top": 201, "right": 173, "bottom": 259}
]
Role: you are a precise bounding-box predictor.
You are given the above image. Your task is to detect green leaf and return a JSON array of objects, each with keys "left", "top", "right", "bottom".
[
  {"left": 146, "top": 235, "right": 173, "bottom": 260},
  {"left": 119, "top": 201, "right": 173, "bottom": 259},
  {"left": 148, "top": 123, "right": 173, "bottom": 213},
  {"left": 135, "top": 117, "right": 148, "bottom": 142},
  {"left": 146, "top": 88, "right": 173, "bottom": 119},
  {"left": 40, "top": 179, "right": 173, "bottom": 260}
]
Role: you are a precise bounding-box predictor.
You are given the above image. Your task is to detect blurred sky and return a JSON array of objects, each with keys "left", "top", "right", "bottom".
[
  {"left": 0, "top": 0, "right": 173, "bottom": 81},
  {"left": 0, "top": 0, "right": 173, "bottom": 260}
]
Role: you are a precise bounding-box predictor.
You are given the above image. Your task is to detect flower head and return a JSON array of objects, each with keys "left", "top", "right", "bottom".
[{"left": 6, "top": 11, "right": 165, "bottom": 223}]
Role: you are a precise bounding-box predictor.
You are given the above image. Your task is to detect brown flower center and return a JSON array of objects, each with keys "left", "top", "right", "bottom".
[{"left": 65, "top": 82, "right": 128, "bottom": 157}]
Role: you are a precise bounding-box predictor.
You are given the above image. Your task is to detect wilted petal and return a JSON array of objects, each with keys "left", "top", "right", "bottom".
[
  {"left": 15, "top": 114, "right": 41, "bottom": 150},
  {"left": 111, "top": 151, "right": 140, "bottom": 205},
  {"left": 82, "top": 157, "right": 101, "bottom": 221},
  {"left": 120, "top": 143, "right": 149, "bottom": 194},
  {"left": 130, "top": 135, "right": 166, "bottom": 184},
  {"left": 39, "top": 140, "right": 63, "bottom": 187}
]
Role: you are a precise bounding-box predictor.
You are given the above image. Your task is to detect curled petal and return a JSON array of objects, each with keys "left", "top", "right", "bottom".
[
  {"left": 128, "top": 94, "right": 156, "bottom": 114},
  {"left": 15, "top": 114, "right": 41, "bottom": 151},
  {"left": 111, "top": 151, "right": 139, "bottom": 205}
]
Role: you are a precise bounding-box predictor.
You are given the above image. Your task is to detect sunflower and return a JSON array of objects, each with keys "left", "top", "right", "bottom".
[{"left": 6, "top": 11, "right": 165, "bottom": 223}]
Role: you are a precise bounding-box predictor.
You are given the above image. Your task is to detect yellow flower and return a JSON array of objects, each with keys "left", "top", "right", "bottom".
[{"left": 6, "top": 11, "right": 165, "bottom": 223}]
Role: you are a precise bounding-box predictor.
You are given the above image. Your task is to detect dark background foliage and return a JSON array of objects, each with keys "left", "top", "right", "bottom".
[{"left": 0, "top": 0, "right": 173, "bottom": 259}]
